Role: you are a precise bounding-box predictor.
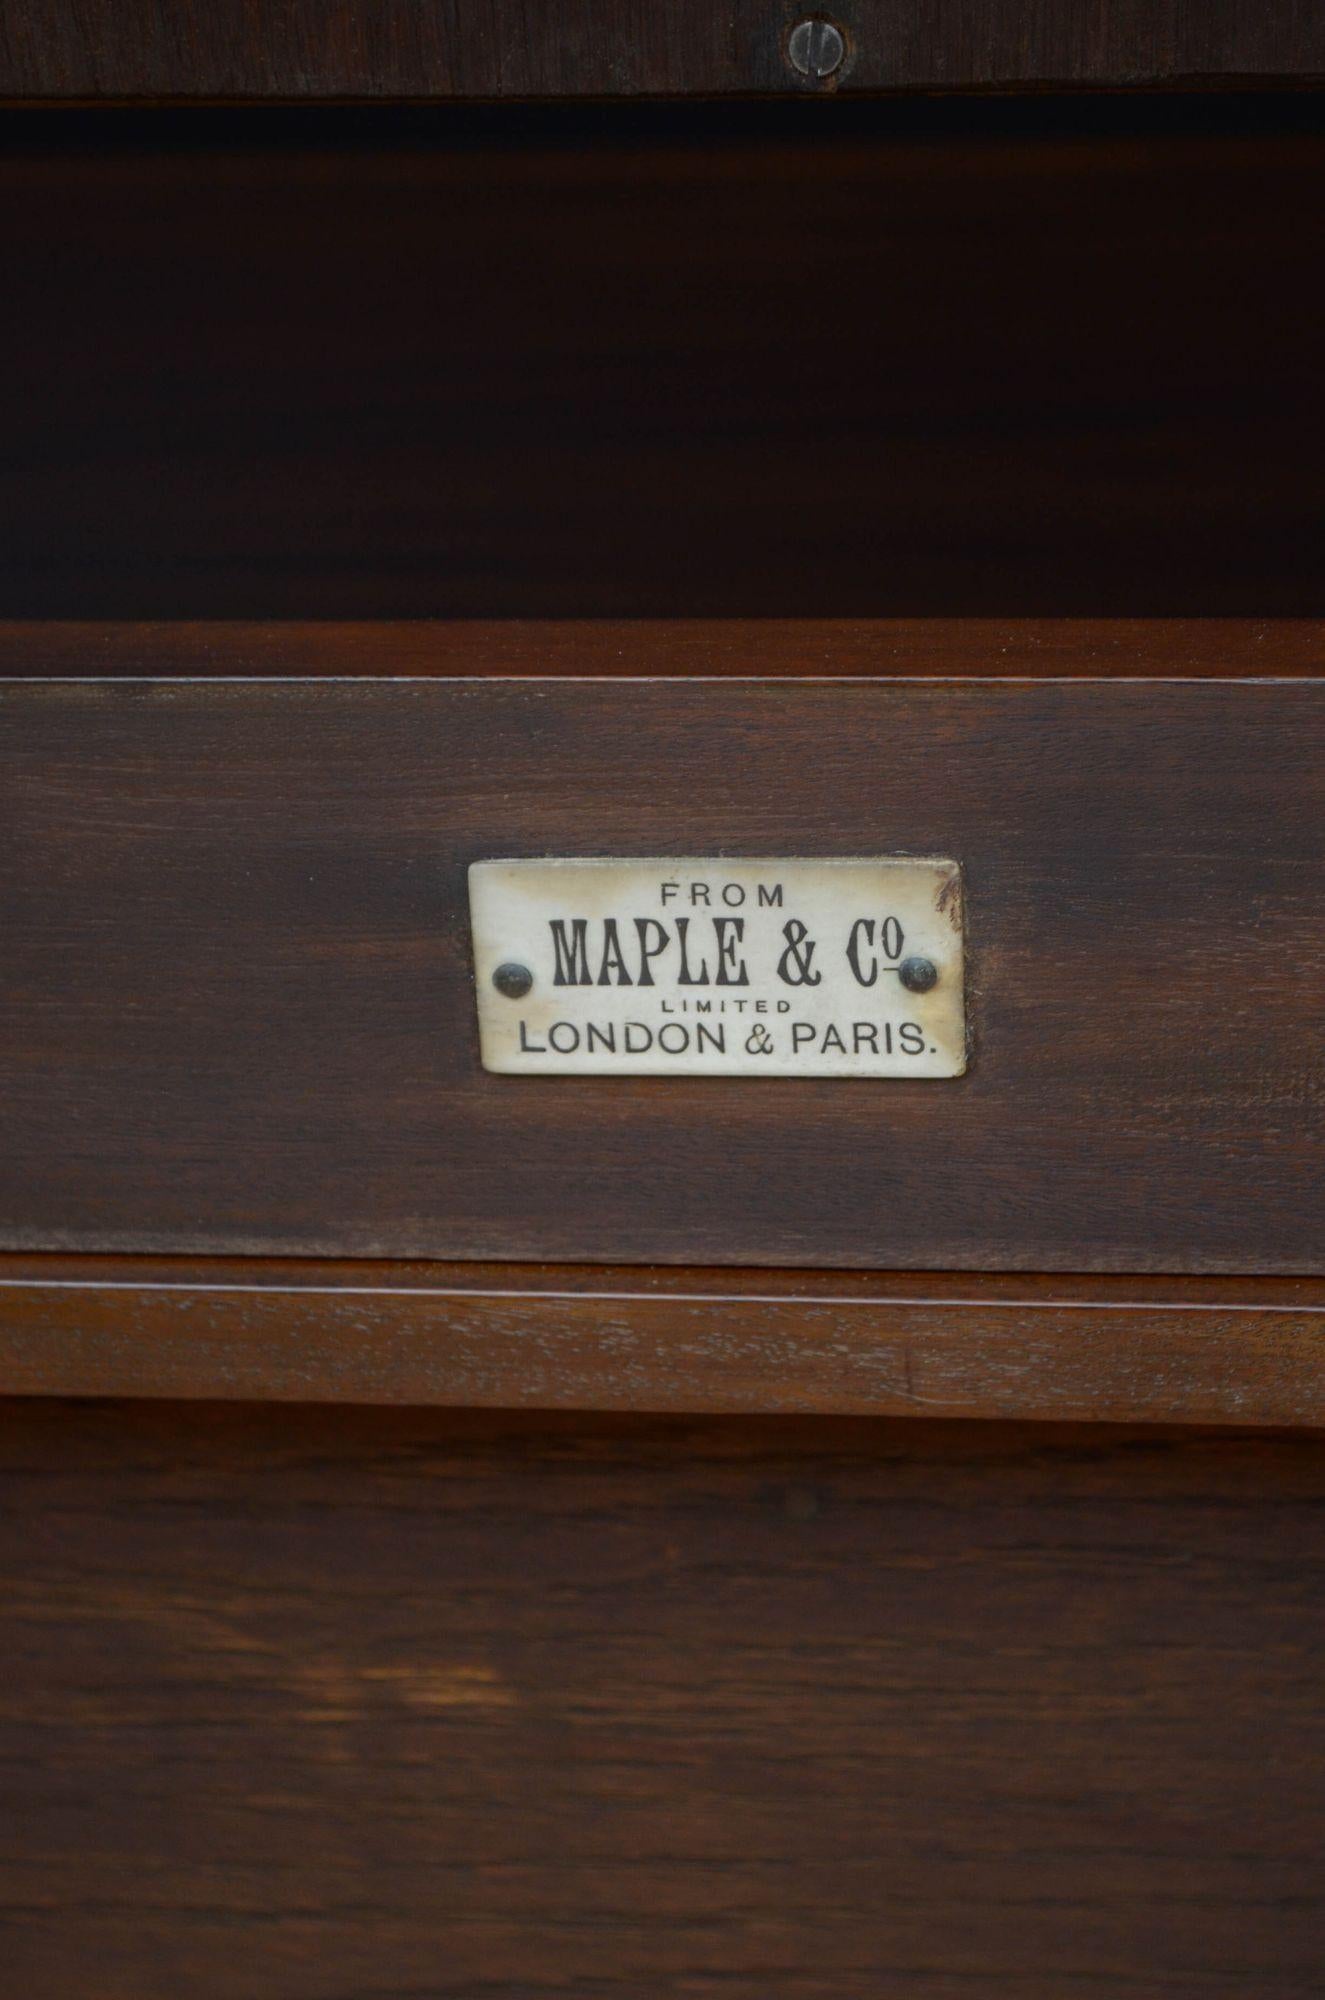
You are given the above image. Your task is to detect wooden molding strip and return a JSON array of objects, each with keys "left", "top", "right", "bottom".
[
  {"left": 5, "top": 617, "right": 1323, "bottom": 680},
  {"left": 2, "top": 1258, "right": 1323, "bottom": 1428},
  {"left": 2, "top": 6, "right": 1322, "bottom": 98}
]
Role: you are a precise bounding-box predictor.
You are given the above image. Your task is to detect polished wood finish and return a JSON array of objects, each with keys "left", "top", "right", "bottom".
[
  {"left": 4, "top": 1257, "right": 1325, "bottom": 1427},
  {"left": 3, "top": 105, "right": 1322, "bottom": 620},
  {"left": 2, "top": 0, "right": 1322, "bottom": 98},
  {"left": 3, "top": 1400, "right": 1323, "bottom": 1998},
  {"left": 4, "top": 654, "right": 1323, "bottom": 1272},
  {"left": 8, "top": 616, "right": 1323, "bottom": 680},
  {"left": 5, "top": 69, "right": 1323, "bottom": 2000}
]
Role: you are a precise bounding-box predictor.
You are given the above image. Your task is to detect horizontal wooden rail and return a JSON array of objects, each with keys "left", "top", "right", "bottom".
[
  {"left": 2, "top": 3, "right": 1322, "bottom": 98},
  {"left": 2, "top": 1258, "right": 1324, "bottom": 1427},
  {"left": 6, "top": 617, "right": 1322, "bottom": 680}
]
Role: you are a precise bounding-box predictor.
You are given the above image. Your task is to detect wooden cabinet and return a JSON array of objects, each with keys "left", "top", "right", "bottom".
[{"left": 1, "top": 42, "right": 1322, "bottom": 1999}]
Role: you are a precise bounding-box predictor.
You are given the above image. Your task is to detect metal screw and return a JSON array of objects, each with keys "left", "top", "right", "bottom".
[
  {"left": 786, "top": 17, "right": 846, "bottom": 79},
  {"left": 492, "top": 962, "right": 534, "bottom": 1000},
  {"left": 898, "top": 956, "right": 939, "bottom": 994}
]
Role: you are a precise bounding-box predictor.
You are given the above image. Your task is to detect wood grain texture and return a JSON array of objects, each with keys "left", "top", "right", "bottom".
[
  {"left": 8, "top": 616, "right": 1323, "bottom": 680},
  {"left": 2, "top": 0, "right": 1322, "bottom": 97},
  {"left": 4, "top": 1257, "right": 1325, "bottom": 1427},
  {"left": 3, "top": 657, "right": 1324, "bottom": 1273},
  {"left": 2, "top": 107, "right": 1322, "bottom": 619},
  {"left": 2, "top": 1399, "right": 1323, "bottom": 1997}
]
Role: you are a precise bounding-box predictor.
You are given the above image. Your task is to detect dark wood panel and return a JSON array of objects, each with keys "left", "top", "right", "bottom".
[
  {"left": 8, "top": 616, "right": 1322, "bottom": 679},
  {"left": 2, "top": 1400, "right": 1323, "bottom": 1997},
  {"left": 2, "top": 107, "right": 1322, "bottom": 618},
  {"left": 3, "top": 655, "right": 1324, "bottom": 1272},
  {"left": 2, "top": 0, "right": 1322, "bottom": 97},
  {"left": 4, "top": 1256, "right": 1325, "bottom": 1426}
]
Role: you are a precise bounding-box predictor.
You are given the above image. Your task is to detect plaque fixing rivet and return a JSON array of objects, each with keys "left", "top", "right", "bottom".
[
  {"left": 492, "top": 962, "right": 534, "bottom": 999},
  {"left": 786, "top": 17, "right": 846, "bottom": 79},
  {"left": 898, "top": 956, "right": 939, "bottom": 994}
]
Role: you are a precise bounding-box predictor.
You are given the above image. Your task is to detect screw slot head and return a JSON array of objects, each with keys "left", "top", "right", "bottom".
[
  {"left": 898, "top": 956, "right": 939, "bottom": 994},
  {"left": 492, "top": 962, "right": 534, "bottom": 1000},
  {"left": 787, "top": 17, "right": 846, "bottom": 79}
]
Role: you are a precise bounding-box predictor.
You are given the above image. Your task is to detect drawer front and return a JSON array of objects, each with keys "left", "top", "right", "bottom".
[{"left": 3, "top": 662, "right": 1323, "bottom": 1272}]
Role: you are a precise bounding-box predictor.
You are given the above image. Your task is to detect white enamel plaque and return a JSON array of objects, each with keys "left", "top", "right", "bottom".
[{"left": 470, "top": 857, "right": 966, "bottom": 1078}]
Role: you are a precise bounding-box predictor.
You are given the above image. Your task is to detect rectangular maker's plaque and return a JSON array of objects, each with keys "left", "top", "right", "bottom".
[{"left": 470, "top": 858, "right": 966, "bottom": 1077}]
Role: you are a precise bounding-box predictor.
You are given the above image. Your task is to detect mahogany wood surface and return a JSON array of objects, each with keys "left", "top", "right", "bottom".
[
  {"left": 7, "top": 616, "right": 1323, "bottom": 680},
  {"left": 3, "top": 104, "right": 1322, "bottom": 621},
  {"left": 4, "top": 658, "right": 1323, "bottom": 1273},
  {"left": 3, "top": 1399, "right": 1323, "bottom": 1998},
  {"left": 2, "top": 0, "right": 1322, "bottom": 98},
  {"left": 4, "top": 76, "right": 1324, "bottom": 2000},
  {"left": 3, "top": 1257, "right": 1325, "bottom": 1428}
]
